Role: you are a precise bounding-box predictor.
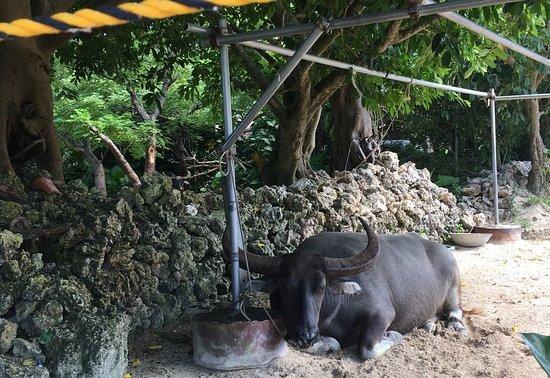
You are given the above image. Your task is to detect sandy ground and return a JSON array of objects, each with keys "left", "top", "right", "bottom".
[{"left": 128, "top": 239, "right": 550, "bottom": 378}]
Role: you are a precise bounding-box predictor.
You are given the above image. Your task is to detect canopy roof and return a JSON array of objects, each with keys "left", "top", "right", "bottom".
[{"left": 0, "top": 0, "right": 267, "bottom": 40}]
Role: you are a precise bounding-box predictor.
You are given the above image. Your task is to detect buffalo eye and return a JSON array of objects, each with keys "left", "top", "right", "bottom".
[
  {"left": 314, "top": 285, "right": 326, "bottom": 293},
  {"left": 282, "top": 285, "right": 293, "bottom": 292}
]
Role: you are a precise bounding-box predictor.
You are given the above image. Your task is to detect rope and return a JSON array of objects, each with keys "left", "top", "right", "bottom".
[
  {"left": 218, "top": 149, "right": 230, "bottom": 176},
  {"left": 350, "top": 68, "right": 363, "bottom": 103},
  {"left": 0, "top": 0, "right": 270, "bottom": 41}
]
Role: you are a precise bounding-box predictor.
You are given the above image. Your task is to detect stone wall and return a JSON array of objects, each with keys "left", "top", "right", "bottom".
[
  {"left": 0, "top": 152, "right": 463, "bottom": 377},
  {"left": 458, "top": 161, "right": 531, "bottom": 227}
]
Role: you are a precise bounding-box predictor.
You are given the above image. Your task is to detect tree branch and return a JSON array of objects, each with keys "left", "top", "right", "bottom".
[
  {"left": 90, "top": 125, "right": 141, "bottom": 186},
  {"left": 376, "top": 16, "right": 437, "bottom": 54},
  {"left": 309, "top": 71, "right": 347, "bottom": 115},
  {"left": 60, "top": 134, "right": 107, "bottom": 194},
  {"left": 233, "top": 44, "right": 285, "bottom": 119},
  {"left": 151, "top": 69, "right": 174, "bottom": 120},
  {"left": 129, "top": 90, "right": 152, "bottom": 121}
]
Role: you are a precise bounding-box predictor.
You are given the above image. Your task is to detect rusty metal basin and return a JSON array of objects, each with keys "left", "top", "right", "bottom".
[
  {"left": 192, "top": 307, "right": 288, "bottom": 371},
  {"left": 473, "top": 224, "right": 522, "bottom": 244}
]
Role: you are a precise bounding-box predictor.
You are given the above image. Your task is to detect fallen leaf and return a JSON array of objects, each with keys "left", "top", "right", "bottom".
[
  {"left": 512, "top": 325, "right": 519, "bottom": 333},
  {"left": 131, "top": 358, "right": 141, "bottom": 367},
  {"left": 124, "top": 373, "right": 132, "bottom": 378},
  {"left": 147, "top": 344, "right": 162, "bottom": 351}
]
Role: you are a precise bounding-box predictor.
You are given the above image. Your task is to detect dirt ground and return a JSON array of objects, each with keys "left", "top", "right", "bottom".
[{"left": 128, "top": 239, "right": 550, "bottom": 378}]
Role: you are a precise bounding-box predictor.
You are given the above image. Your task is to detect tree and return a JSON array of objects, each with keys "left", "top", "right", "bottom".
[
  {"left": 526, "top": 71, "right": 548, "bottom": 194},
  {"left": 222, "top": 0, "right": 547, "bottom": 185},
  {"left": 0, "top": 1, "right": 74, "bottom": 183}
]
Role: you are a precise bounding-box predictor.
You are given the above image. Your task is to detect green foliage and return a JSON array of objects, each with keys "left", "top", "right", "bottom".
[
  {"left": 453, "top": 224, "right": 465, "bottom": 233},
  {"left": 53, "top": 65, "right": 163, "bottom": 160},
  {"left": 434, "top": 175, "right": 462, "bottom": 198},
  {"left": 525, "top": 195, "right": 550, "bottom": 207},
  {"left": 51, "top": 0, "right": 548, "bottom": 190},
  {"left": 515, "top": 218, "right": 534, "bottom": 230},
  {"left": 521, "top": 333, "right": 550, "bottom": 375},
  {"left": 105, "top": 166, "right": 130, "bottom": 193}
]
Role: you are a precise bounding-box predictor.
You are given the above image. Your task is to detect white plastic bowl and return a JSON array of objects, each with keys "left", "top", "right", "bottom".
[{"left": 450, "top": 232, "right": 493, "bottom": 247}]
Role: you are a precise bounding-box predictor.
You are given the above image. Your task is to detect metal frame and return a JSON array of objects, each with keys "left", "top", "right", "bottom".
[
  {"left": 217, "top": 0, "right": 526, "bottom": 45},
  {"left": 488, "top": 92, "right": 550, "bottom": 224},
  {"left": 208, "top": 0, "right": 550, "bottom": 307},
  {"left": 422, "top": 0, "right": 550, "bottom": 67},
  {"left": 496, "top": 93, "right": 550, "bottom": 101},
  {"left": 488, "top": 89, "right": 500, "bottom": 225}
]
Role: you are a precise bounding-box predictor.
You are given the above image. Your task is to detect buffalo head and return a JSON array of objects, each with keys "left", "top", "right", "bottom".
[{"left": 224, "top": 219, "right": 379, "bottom": 348}]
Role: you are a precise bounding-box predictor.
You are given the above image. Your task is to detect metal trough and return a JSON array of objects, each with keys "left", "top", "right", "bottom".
[
  {"left": 473, "top": 224, "right": 522, "bottom": 244},
  {"left": 192, "top": 308, "right": 288, "bottom": 371}
]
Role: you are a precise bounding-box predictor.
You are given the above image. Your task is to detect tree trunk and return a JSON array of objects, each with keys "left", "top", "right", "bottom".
[
  {"left": 144, "top": 135, "right": 156, "bottom": 175},
  {"left": 527, "top": 97, "right": 547, "bottom": 194},
  {"left": 263, "top": 113, "right": 309, "bottom": 186},
  {"left": 66, "top": 137, "right": 107, "bottom": 195},
  {"left": 0, "top": 1, "right": 67, "bottom": 182},
  {"left": 329, "top": 84, "right": 374, "bottom": 172},
  {"left": 91, "top": 126, "right": 141, "bottom": 187}
]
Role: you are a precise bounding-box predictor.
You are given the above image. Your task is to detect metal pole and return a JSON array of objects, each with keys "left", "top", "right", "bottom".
[
  {"left": 422, "top": 0, "right": 550, "bottom": 67},
  {"left": 489, "top": 89, "right": 500, "bottom": 225},
  {"left": 240, "top": 40, "right": 487, "bottom": 98},
  {"left": 220, "top": 21, "right": 326, "bottom": 152},
  {"left": 219, "top": 19, "right": 242, "bottom": 310},
  {"left": 496, "top": 93, "right": 550, "bottom": 101},
  {"left": 217, "top": 0, "right": 525, "bottom": 45}
]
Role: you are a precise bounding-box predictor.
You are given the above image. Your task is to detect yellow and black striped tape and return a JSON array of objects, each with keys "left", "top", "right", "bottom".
[{"left": 0, "top": 0, "right": 270, "bottom": 41}]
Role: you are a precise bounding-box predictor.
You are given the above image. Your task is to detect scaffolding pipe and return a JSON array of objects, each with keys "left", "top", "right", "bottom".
[
  {"left": 240, "top": 40, "right": 488, "bottom": 98},
  {"left": 422, "top": 0, "right": 550, "bottom": 67},
  {"left": 219, "top": 19, "right": 242, "bottom": 310},
  {"left": 220, "top": 22, "right": 326, "bottom": 152},
  {"left": 496, "top": 93, "right": 550, "bottom": 101},
  {"left": 217, "top": 0, "right": 526, "bottom": 45},
  {"left": 489, "top": 89, "right": 500, "bottom": 225}
]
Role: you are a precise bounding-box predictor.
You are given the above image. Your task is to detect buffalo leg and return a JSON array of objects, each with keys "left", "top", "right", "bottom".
[
  {"left": 445, "top": 285, "right": 467, "bottom": 334},
  {"left": 422, "top": 315, "right": 439, "bottom": 334},
  {"left": 358, "top": 312, "right": 403, "bottom": 360}
]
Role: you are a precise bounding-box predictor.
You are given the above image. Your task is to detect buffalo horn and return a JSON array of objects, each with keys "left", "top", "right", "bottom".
[
  {"left": 323, "top": 218, "right": 380, "bottom": 277},
  {"left": 222, "top": 227, "right": 282, "bottom": 275}
]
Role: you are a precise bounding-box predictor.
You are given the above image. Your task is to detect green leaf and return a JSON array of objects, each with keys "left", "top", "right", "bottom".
[{"left": 521, "top": 333, "right": 550, "bottom": 375}]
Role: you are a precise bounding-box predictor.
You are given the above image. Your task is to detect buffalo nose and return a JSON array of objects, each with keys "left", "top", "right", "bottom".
[{"left": 295, "top": 329, "right": 319, "bottom": 348}]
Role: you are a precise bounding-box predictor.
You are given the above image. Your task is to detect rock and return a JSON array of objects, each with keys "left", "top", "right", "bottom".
[
  {"left": 0, "top": 293, "right": 14, "bottom": 316},
  {"left": 438, "top": 191, "right": 457, "bottom": 206},
  {"left": 13, "top": 338, "right": 44, "bottom": 360},
  {"left": 26, "top": 301, "right": 64, "bottom": 337},
  {"left": 462, "top": 184, "right": 482, "bottom": 197},
  {"left": 378, "top": 151, "right": 400, "bottom": 171},
  {"left": 460, "top": 212, "right": 476, "bottom": 229},
  {"left": 0, "top": 319, "right": 17, "bottom": 353},
  {"left": 43, "top": 314, "right": 129, "bottom": 378},
  {"left": 0, "top": 356, "right": 50, "bottom": 378},
  {"left": 185, "top": 204, "right": 198, "bottom": 216},
  {"left": 473, "top": 213, "right": 488, "bottom": 226}
]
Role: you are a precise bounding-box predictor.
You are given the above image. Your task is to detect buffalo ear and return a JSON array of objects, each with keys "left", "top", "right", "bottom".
[
  {"left": 329, "top": 281, "right": 362, "bottom": 295},
  {"left": 247, "top": 277, "right": 279, "bottom": 293}
]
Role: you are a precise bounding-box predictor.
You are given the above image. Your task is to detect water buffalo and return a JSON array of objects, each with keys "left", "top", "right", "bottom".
[{"left": 231, "top": 219, "right": 467, "bottom": 359}]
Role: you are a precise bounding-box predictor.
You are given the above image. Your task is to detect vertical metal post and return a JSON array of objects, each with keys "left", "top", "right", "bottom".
[
  {"left": 219, "top": 19, "right": 241, "bottom": 310},
  {"left": 489, "top": 89, "right": 500, "bottom": 225},
  {"left": 220, "top": 21, "right": 326, "bottom": 152}
]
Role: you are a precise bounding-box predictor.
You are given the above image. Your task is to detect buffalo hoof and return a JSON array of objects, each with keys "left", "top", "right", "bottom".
[
  {"left": 360, "top": 331, "right": 403, "bottom": 360},
  {"left": 423, "top": 321, "right": 437, "bottom": 334},
  {"left": 301, "top": 336, "right": 341, "bottom": 355},
  {"left": 446, "top": 320, "right": 468, "bottom": 335}
]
